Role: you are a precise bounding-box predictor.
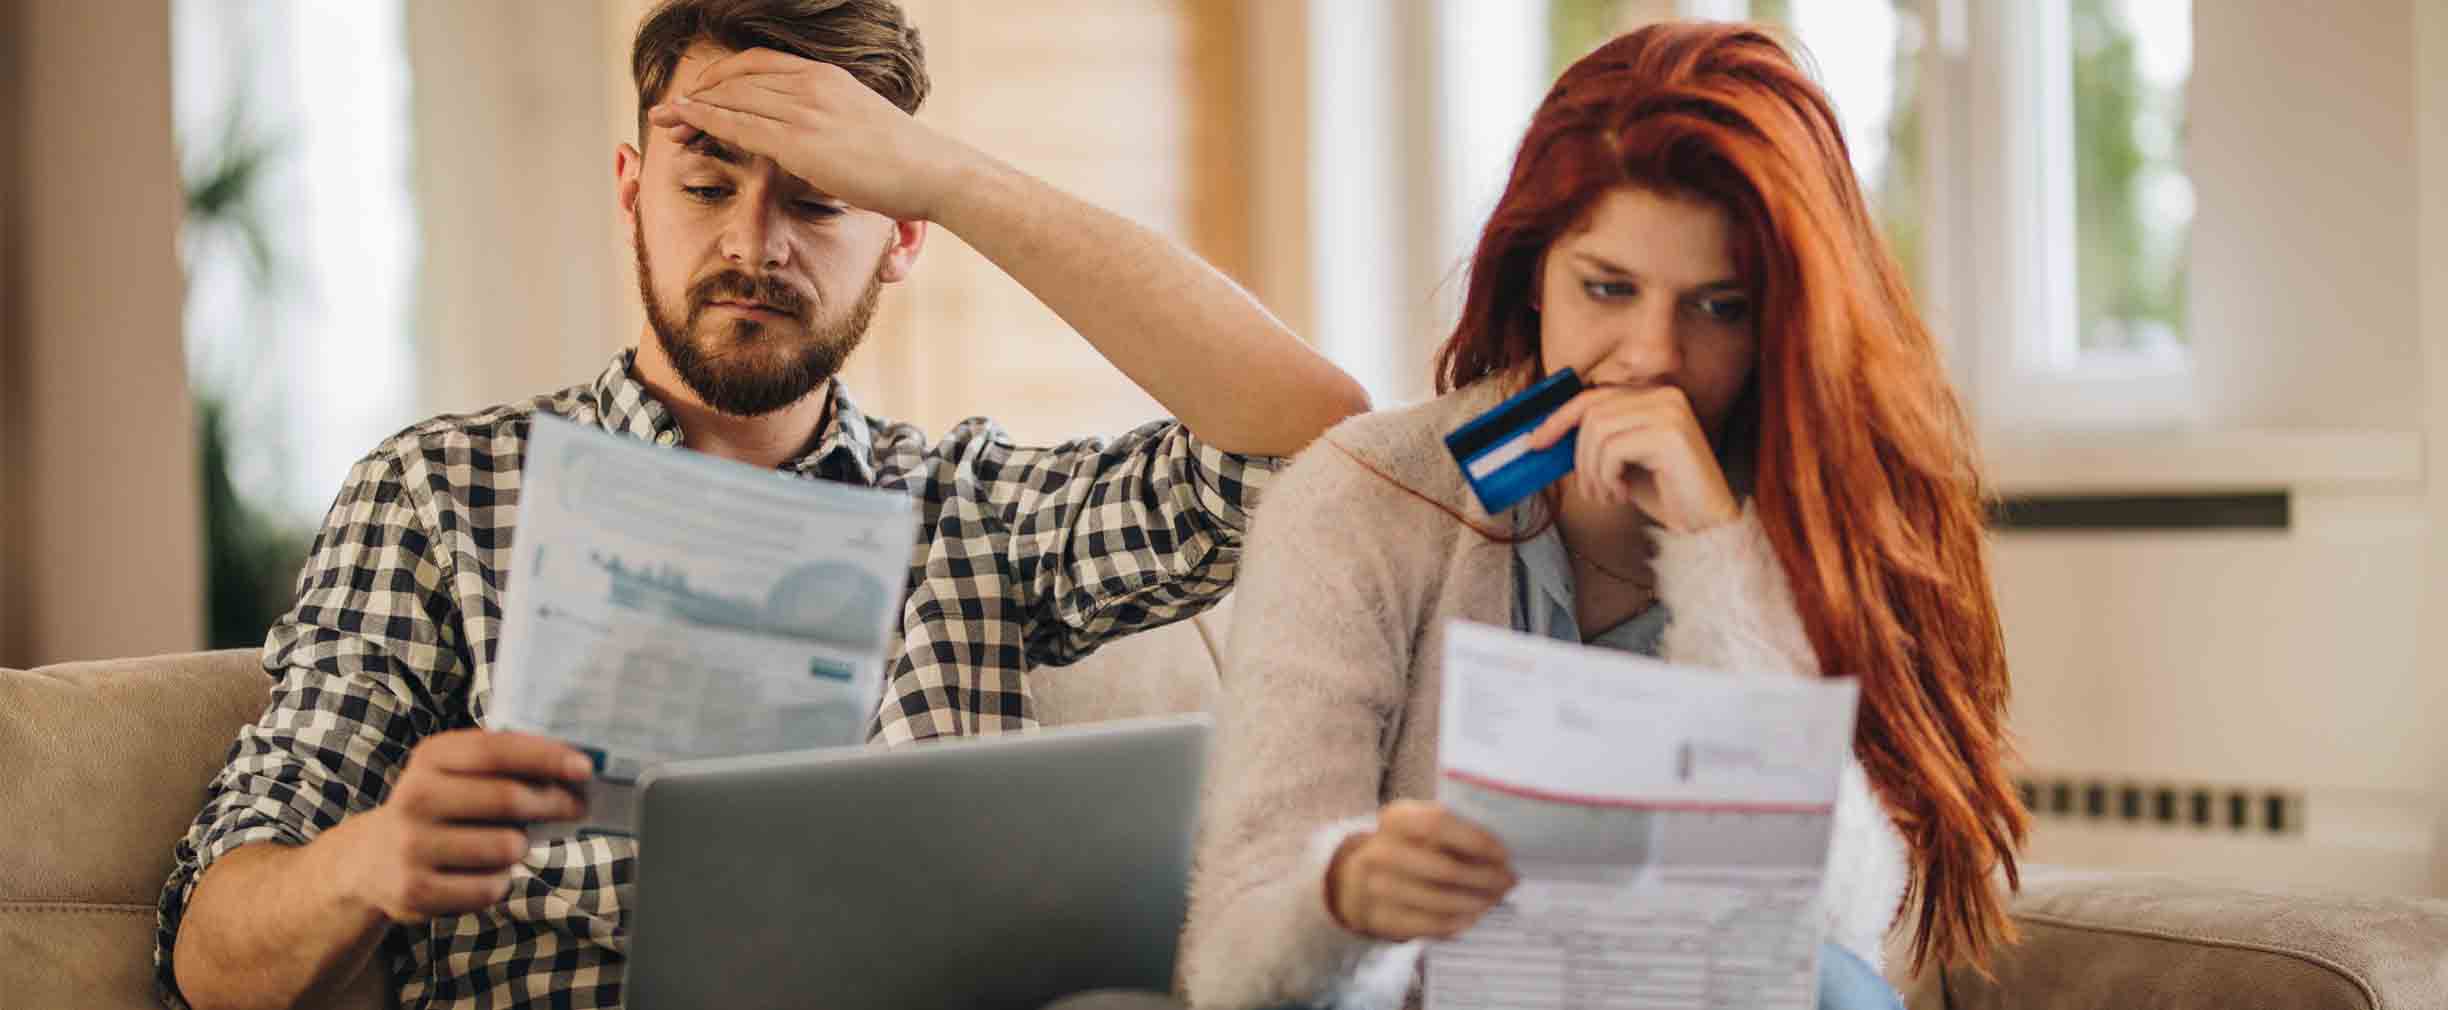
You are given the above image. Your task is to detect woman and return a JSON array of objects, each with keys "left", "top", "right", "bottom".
[{"left": 1182, "top": 22, "right": 2027, "bottom": 1010}]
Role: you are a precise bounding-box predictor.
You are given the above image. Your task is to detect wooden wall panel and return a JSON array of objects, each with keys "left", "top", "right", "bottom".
[{"left": 841, "top": 0, "right": 1258, "bottom": 445}]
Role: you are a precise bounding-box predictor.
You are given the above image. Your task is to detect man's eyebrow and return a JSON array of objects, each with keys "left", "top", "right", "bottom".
[{"left": 681, "top": 132, "right": 746, "bottom": 166}]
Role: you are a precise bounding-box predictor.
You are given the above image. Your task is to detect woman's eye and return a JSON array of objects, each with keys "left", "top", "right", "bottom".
[
  {"left": 1581, "top": 279, "right": 1638, "bottom": 300},
  {"left": 683, "top": 185, "right": 731, "bottom": 202},
  {"left": 795, "top": 201, "right": 842, "bottom": 218},
  {"left": 1697, "top": 295, "right": 1752, "bottom": 324}
]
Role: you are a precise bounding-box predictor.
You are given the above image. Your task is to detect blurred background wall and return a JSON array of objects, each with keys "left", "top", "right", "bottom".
[
  {"left": 1, "top": 0, "right": 206, "bottom": 665},
  {"left": 7, "top": 0, "right": 2448, "bottom": 897}
]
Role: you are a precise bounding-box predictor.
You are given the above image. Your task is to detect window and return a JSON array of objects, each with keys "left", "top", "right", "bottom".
[
  {"left": 174, "top": 0, "right": 418, "bottom": 646},
  {"left": 2071, "top": 0, "right": 2192, "bottom": 364},
  {"left": 1542, "top": 0, "right": 2197, "bottom": 431}
]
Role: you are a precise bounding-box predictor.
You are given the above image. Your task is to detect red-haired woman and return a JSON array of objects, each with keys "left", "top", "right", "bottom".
[{"left": 1182, "top": 22, "right": 2027, "bottom": 1010}]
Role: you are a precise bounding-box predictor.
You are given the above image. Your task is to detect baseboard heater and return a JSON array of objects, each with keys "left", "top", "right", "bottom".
[
  {"left": 1987, "top": 492, "right": 2289, "bottom": 532},
  {"left": 2017, "top": 775, "right": 2301, "bottom": 836}
]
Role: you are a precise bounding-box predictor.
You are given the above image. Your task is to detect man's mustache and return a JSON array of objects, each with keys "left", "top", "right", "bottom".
[{"left": 686, "top": 270, "right": 813, "bottom": 323}]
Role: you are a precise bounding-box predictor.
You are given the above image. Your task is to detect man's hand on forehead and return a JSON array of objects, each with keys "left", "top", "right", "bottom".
[
  {"left": 668, "top": 126, "right": 846, "bottom": 207},
  {"left": 648, "top": 47, "right": 973, "bottom": 223}
]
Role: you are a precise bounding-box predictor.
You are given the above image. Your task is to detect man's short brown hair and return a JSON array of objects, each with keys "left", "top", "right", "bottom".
[{"left": 632, "top": 0, "right": 928, "bottom": 142}]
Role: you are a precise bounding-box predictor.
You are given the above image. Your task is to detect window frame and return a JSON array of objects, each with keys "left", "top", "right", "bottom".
[{"left": 1928, "top": 0, "right": 2198, "bottom": 433}]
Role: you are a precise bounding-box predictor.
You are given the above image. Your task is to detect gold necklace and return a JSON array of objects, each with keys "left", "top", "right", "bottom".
[
  {"left": 1540, "top": 490, "right": 1657, "bottom": 589},
  {"left": 1561, "top": 538, "right": 1655, "bottom": 589}
]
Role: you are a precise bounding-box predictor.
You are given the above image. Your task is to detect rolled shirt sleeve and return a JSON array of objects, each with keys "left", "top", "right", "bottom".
[
  {"left": 156, "top": 451, "right": 464, "bottom": 1009},
  {"left": 872, "top": 418, "right": 1281, "bottom": 743}
]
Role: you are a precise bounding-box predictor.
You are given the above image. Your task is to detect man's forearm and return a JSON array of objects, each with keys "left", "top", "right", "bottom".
[
  {"left": 930, "top": 156, "right": 1370, "bottom": 456},
  {"left": 173, "top": 823, "right": 390, "bottom": 1010}
]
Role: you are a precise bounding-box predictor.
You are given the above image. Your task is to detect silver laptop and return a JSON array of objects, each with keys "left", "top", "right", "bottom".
[{"left": 627, "top": 714, "right": 1211, "bottom": 1010}]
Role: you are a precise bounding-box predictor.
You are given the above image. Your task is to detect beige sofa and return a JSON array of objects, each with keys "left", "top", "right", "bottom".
[{"left": 9, "top": 606, "right": 2448, "bottom": 1009}]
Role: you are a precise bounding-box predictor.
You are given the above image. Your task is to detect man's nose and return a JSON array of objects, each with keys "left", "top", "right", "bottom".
[{"left": 721, "top": 196, "right": 792, "bottom": 271}]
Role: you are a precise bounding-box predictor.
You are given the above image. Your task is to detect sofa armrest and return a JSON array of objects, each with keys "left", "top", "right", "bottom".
[{"left": 1901, "top": 870, "right": 2448, "bottom": 1010}]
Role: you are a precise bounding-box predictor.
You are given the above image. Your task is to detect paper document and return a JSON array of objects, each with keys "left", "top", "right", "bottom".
[
  {"left": 492, "top": 415, "right": 917, "bottom": 839},
  {"left": 1425, "top": 620, "right": 1859, "bottom": 1010}
]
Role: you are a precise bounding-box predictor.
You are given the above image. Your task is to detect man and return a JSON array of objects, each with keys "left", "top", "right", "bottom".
[{"left": 157, "top": 2, "right": 1368, "bottom": 1008}]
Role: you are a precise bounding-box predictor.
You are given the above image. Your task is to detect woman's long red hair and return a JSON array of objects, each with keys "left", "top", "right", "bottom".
[{"left": 1436, "top": 23, "right": 2028, "bottom": 971}]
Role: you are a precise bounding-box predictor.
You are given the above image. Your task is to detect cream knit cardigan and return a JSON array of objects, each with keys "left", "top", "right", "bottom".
[{"left": 1181, "top": 382, "right": 1909, "bottom": 1010}]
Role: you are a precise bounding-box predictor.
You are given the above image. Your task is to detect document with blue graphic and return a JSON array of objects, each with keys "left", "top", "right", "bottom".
[
  {"left": 1427, "top": 620, "right": 1858, "bottom": 1010},
  {"left": 493, "top": 414, "right": 917, "bottom": 838}
]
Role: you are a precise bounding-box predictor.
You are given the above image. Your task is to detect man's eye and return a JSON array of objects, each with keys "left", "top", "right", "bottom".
[
  {"left": 795, "top": 201, "right": 843, "bottom": 218},
  {"left": 1581, "top": 280, "right": 1638, "bottom": 300},
  {"left": 683, "top": 185, "right": 731, "bottom": 202},
  {"left": 1696, "top": 295, "right": 1752, "bottom": 324}
]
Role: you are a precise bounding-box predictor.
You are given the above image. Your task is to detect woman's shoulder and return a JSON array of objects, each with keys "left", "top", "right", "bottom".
[{"left": 1277, "top": 380, "right": 1512, "bottom": 516}]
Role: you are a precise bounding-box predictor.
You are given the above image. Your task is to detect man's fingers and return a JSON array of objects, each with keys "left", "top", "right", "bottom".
[
  {"left": 414, "top": 825, "right": 533, "bottom": 873},
  {"left": 679, "top": 79, "right": 806, "bottom": 127},
  {"left": 657, "top": 120, "right": 702, "bottom": 145},
  {"left": 652, "top": 96, "right": 792, "bottom": 160},
  {"left": 400, "top": 869, "right": 515, "bottom": 918},
  {"left": 412, "top": 773, "right": 586, "bottom": 825},
  {"left": 413, "top": 730, "right": 594, "bottom": 783},
  {"left": 692, "top": 46, "right": 819, "bottom": 89}
]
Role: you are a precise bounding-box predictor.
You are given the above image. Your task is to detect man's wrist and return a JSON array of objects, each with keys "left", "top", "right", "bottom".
[
  {"left": 307, "top": 813, "right": 394, "bottom": 935},
  {"left": 918, "top": 146, "right": 1017, "bottom": 231}
]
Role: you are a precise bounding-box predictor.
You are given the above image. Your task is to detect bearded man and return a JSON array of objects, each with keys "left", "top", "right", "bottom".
[{"left": 154, "top": 2, "right": 1368, "bottom": 1008}]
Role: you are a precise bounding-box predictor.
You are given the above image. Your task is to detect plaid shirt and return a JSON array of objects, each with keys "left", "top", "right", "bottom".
[{"left": 156, "top": 350, "right": 1276, "bottom": 1010}]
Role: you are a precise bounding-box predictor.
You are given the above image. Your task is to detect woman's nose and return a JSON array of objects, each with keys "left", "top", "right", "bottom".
[{"left": 1604, "top": 308, "right": 1682, "bottom": 383}]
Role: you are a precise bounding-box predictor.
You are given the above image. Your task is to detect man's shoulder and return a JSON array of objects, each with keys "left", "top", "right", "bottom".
[{"left": 340, "top": 383, "right": 597, "bottom": 498}]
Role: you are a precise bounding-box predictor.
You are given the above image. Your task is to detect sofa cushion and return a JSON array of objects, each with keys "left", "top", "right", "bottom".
[
  {"left": 0, "top": 649, "right": 412, "bottom": 1010},
  {"left": 1903, "top": 870, "right": 2448, "bottom": 1010},
  {"left": 1031, "top": 601, "right": 1228, "bottom": 727},
  {"left": 0, "top": 650, "right": 269, "bottom": 905},
  {"left": 0, "top": 649, "right": 273, "bottom": 1008}
]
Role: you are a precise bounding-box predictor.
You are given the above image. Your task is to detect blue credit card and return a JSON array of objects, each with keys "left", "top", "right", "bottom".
[{"left": 1444, "top": 368, "right": 1583, "bottom": 514}]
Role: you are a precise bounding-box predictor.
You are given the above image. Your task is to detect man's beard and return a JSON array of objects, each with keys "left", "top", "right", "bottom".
[{"left": 633, "top": 220, "right": 885, "bottom": 418}]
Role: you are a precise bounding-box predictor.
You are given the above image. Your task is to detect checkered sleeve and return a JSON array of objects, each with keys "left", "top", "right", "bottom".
[
  {"left": 874, "top": 419, "right": 1280, "bottom": 742},
  {"left": 1007, "top": 420, "right": 1280, "bottom": 662},
  {"left": 155, "top": 448, "right": 462, "bottom": 1009}
]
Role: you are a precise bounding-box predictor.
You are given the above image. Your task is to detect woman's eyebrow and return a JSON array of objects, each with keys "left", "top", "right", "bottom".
[
  {"left": 1569, "top": 251, "right": 1637, "bottom": 277},
  {"left": 1569, "top": 251, "right": 1742, "bottom": 292}
]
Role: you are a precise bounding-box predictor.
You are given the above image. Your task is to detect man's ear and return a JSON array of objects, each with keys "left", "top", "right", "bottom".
[
  {"left": 616, "top": 141, "right": 645, "bottom": 232},
  {"left": 877, "top": 219, "right": 928, "bottom": 284}
]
